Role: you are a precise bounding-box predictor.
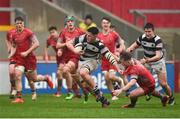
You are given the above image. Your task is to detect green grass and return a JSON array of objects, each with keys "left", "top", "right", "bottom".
[{"left": 0, "top": 93, "right": 180, "bottom": 118}]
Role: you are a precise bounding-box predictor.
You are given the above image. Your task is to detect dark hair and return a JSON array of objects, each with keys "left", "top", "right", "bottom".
[
  {"left": 87, "top": 27, "right": 99, "bottom": 35},
  {"left": 110, "top": 24, "right": 116, "bottom": 29},
  {"left": 85, "top": 14, "right": 93, "bottom": 20},
  {"left": 101, "top": 17, "right": 111, "bottom": 22},
  {"left": 48, "top": 26, "right": 57, "bottom": 32},
  {"left": 144, "top": 22, "right": 154, "bottom": 31},
  {"left": 15, "top": 16, "right": 24, "bottom": 22},
  {"left": 120, "top": 51, "right": 132, "bottom": 61}
]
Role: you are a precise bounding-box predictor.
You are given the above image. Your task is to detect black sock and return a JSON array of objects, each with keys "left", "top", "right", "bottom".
[
  {"left": 16, "top": 91, "right": 22, "bottom": 98},
  {"left": 10, "top": 80, "right": 16, "bottom": 88},
  {"left": 130, "top": 97, "right": 137, "bottom": 106}
]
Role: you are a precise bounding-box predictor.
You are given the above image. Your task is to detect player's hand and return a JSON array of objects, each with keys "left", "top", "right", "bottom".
[
  {"left": 20, "top": 51, "right": 28, "bottom": 57},
  {"left": 140, "top": 58, "right": 146, "bottom": 64},
  {"left": 112, "top": 89, "right": 122, "bottom": 96},
  {"left": 126, "top": 48, "right": 132, "bottom": 53},
  {"left": 57, "top": 49, "right": 62, "bottom": 57},
  {"left": 8, "top": 47, "right": 16, "bottom": 58}
]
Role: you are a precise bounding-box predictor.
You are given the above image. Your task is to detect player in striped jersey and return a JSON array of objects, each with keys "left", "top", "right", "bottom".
[
  {"left": 126, "top": 23, "right": 175, "bottom": 105},
  {"left": 66, "top": 27, "right": 122, "bottom": 107}
]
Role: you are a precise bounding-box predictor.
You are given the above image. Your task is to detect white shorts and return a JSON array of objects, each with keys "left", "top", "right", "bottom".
[
  {"left": 78, "top": 59, "right": 98, "bottom": 73},
  {"left": 145, "top": 58, "right": 166, "bottom": 73}
]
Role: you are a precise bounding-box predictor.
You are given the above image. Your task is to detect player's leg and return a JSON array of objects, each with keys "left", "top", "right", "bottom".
[
  {"left": 55, "top": 64, "right": 64, "bottom": 97},
  {"left": 11, "top": 65, "right": 25, "bottom": 103},
  {"left": 8, "top": 63, "right": 16, "bottom": 99},
  {"left": 79, "top": 60, "right": 110, "bottom": 107},
  {"left": 154, "top": 61, "right": 175, "bottom": 105},
  {"left": 25, "top": 72, "right": 37, "bottom": 100},
  {"left": 122, "top": 87, "right": 145, "bottom": 108},
  {"left": 62, "top": 61, "right": 75, "bottom": 100},
  {"left": 71, "top": 74, "right": 81, "bottom": 98}
]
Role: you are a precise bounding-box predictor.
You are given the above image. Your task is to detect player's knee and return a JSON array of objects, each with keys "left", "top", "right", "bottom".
[
  {"left": 62, "top": 66, "right": 70, "bottom": 74},
  {"left": 79, "top": 70, "right": 87, "bottom": 78},
  {"left": 160, "top": 81, "right": 168, "bottom": 88}
]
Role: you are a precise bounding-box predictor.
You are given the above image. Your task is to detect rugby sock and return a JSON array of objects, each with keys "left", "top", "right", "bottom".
[
  {"left": 67, "top": 88, "right": 73, "bottom": 93},
  {"left": 57, "top": 80, "right": 62, "bottom": 93},
  {"left": 130, "top": 97, "right": 137, "bottom": 107},
  {"left": 72, "top": 83, "right": 81, "bottom": 96},
  {"left": 93, "top": 86, "right": 107, "bottom": 104},
  {"left": 16, "top": 91, "right": 22, "bottom": 98},
  {"left": 10, "top": 79, "right": 16, "bottom": 88}
]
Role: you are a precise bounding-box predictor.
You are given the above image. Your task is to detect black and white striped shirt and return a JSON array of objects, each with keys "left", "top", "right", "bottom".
[
  {"left": 74, "top": 34, "right": 109, "bottom": 61},
  {"left": 136, "top": 34, "right": 164, "bottom": 59}
]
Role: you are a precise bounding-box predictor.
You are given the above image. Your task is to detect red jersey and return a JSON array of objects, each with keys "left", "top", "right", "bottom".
[
  {"left": 123, "top": 59, "right": 155, "bottom": 88},
  {"left": 12, "top": 28, "right": 34, "bottom": 56},
  {"left": 59, "top": 27, "right": 84, "bottom": 57},
  {"left": 98, "top": 31, "right": 120, "bottom": 53},
  {"left": 47, "top": 35, "right": 58, "bottom": 52},
  {"left": 7, "top": 28, "right": 16, "bottom": 42}
]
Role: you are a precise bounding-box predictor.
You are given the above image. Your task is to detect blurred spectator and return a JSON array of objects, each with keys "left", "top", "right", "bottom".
[{"left": 79, "top": 14, "right": 97, "bottom": 31}]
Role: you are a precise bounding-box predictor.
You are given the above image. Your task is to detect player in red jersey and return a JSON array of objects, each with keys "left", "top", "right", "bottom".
[
  {"left": 113, "top": 51, "right": 169, "bottom": 108},
  {"left": 56, "top": 16, "right": 85, "bottom": 100},
  {"left": 44, "top": 26, "right": 63, "bottom": 97},
  {"left": 10, "top": 16, "right": 53, "bottom": 103},
  {"left": 98, "top": 17, "right": 125, "bottom": 100},
  {"left": 6, "top": 28, "right": 38, "bottom": 100}
]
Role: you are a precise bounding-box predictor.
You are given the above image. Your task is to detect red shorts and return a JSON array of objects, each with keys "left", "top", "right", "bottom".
[
  {"left": 101, "top": 58, "right": 116, "bottom": 71},
  {"left": 9, "top": 55, "right": 16, "bottom": 65},
  {"left": 58, "top": 53, "right": 79, "bottom": 68},
  {"left": 142, "top": 85, "right": 155, "bottom": 95},
  {"left": 15, "top": 54, "right": 36, "bottom": 71}
]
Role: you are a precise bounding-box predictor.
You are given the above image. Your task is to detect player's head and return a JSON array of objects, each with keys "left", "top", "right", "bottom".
[
  {"left": 48, "top": 26, "right": 58, "bottom": 38},
  {"left": 144, "top": 22, "right": 155, "bottom": 39},
  {"left": 120, "top": 51, "right": 132, "bottom": 67},
  {"left": 84, "top": 14, "right": 93, "bottom": 26},
  {"left": 101, "top": 17, "right": 111, "bottom": 31},
  {"left": 14, "top": 16, "right": 24, "bottom": 32},
  {"left": 65, "top": 16, "right": 75, "bottom": 29},
  {"left": 86, "top": 27, "right": 99, "bottom": 42}
]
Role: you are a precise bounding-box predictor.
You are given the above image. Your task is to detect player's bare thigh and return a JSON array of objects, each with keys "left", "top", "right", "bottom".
[{"left": 130, "top": 87, "right": 145, "bottom": 97}]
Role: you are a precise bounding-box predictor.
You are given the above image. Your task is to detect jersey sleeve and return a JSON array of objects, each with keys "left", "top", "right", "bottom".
[
  {"left": 114, "top": 32, "right": 121, "bottom": 48},
  {"left": 99, "top": 41, "right": 109, "bottom": 55},
  {"left": 59, "top": 30, "right": 65, "bottom": 43},
  {"left": 155, "top": 38, "right": 163, "bottom": 51},
  {"left": 136, "top": 36, "right": 142, "bottom": 46}
]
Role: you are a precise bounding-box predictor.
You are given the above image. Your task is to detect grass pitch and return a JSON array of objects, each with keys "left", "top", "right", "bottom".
[{"left": 0, "top": 93, "right": 179, "bottom": 118}]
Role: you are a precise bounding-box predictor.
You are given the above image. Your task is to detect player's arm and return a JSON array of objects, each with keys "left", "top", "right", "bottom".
[
  {"left": 66, "top": 37, "right": 84, "bottom": 54},
  {"left": 21, "top": 35, "right": 39, "bottom": 57},
  {"left": 115, "top": 36, "right": 125, "bottom": 54},
  {"left": 56, "top": 38, "right": 66, "bottom": 49},
  {"left": 99, "top": 41, "right": 123, "bottom": 73},
  {"left": 113, "top": 78, "right": 137, "bottom": 96},
  {"left": 126, "top": 37, "right": 141, "bottom": 53},
  {"left": 5, "top": 39, "right": 11, "bottom": 53}
]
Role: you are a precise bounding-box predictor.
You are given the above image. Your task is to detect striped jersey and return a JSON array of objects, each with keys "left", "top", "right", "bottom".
[
  {"left": 136, "top": 34, "right": 163, "bottom": 59},
  {"left": 74, "top": 34, "right": 109, "bottom": 61}
]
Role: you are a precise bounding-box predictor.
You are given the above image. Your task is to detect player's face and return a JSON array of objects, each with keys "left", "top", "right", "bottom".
[
  {"left": 66, "top": 20, "right": 75, "bottom": 29},
  {"left": 15, "top": 20, "right": 24, "bottom": 32},
  {"left": 50, "top": 30, "right": 58, "bottom": 39},
  {"left": 86, "top": 32, "right": 97, "bottom": 42},
  {"left": 101, "top": 19, "right": 111, "bottom": 31},
  {"left": 85, "top": 19, "right": 92, "bottom": 26},
  {"left": 144, "top": 28, "right": 155, "bottom": 39}
]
